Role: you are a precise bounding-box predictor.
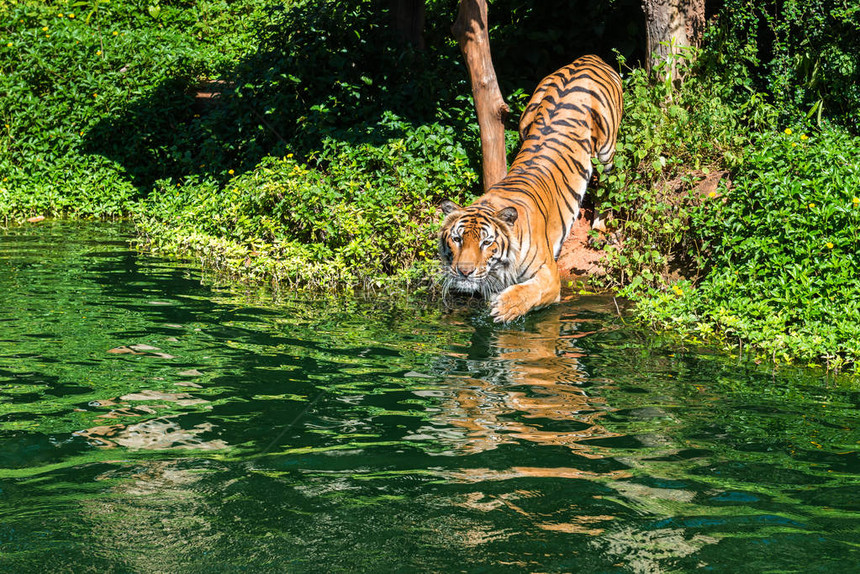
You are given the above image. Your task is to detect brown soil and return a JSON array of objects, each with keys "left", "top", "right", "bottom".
[{"left": 556, "top": 207, "right": 607, "bottom": 283}]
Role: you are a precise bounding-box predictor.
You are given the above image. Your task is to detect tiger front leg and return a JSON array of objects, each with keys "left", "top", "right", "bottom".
[{"left": 489, "top": 261, "right": 561, "bottom": 323}]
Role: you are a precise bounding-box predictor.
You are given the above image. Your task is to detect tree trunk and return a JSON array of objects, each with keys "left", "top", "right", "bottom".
[
  {"left": 390, "top": 0, "right": 425, "bottom": 50},
  {"left": 641, "top": 0, "right": 705, "bottom": 79},
  {"left": 452, "top": 0, "right": 509, "bottom": 190}
]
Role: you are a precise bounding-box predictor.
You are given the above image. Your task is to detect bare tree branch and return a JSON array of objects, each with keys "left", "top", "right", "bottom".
[{"left": 452, "top": 0, "right": 509, "bottom": 190}]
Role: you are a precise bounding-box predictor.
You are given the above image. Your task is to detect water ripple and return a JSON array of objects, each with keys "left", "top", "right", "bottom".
[{"left": 0, "top": 222, "right": 857, "bottom": 572}]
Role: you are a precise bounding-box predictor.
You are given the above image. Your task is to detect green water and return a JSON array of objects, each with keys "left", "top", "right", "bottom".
[{"left": 0, "top": 222, "right": 857, "bottom": 573}]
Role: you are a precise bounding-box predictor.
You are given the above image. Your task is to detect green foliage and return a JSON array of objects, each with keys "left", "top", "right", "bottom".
[
  {"left": 706, "top": 0, "right": 860, "bottom": 132},
  {"left": 137, "top": 119, "right": 479, "bottom": 288},
  {"left": 78, "top": 0, "right": 482, "bottom": 191},
  {"left": 0, "top": 0, "right": 482, "bottom": 288},
  {"left": 593, "top": 50, "right": 747, "bottom": 291},
  {"left": 587, "top": 46, "right": 860, "bottom": 371},
  {"left": 237, "top": 0, "right": 470, "bottom": 149},
  {"left": 627, "top": 126, "right": 860, "bottom": 371},
  {"left": 124, "top": 0, "right": 484, "bottom": 289},
  {"left": 0, "top": 0, "right": 269, "bottom": 219}
]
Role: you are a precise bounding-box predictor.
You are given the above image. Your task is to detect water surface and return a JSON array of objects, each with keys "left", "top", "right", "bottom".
[{"left": 0, "top": 222, "right": 857, "bottom": 572}]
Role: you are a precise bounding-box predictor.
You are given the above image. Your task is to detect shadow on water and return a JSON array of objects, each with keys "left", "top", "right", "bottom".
[{"left": 0, "top": 222, "right": 858, "bottom": 572}]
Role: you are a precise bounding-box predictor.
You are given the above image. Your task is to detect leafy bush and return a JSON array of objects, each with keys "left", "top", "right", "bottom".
[
  {"left": 628, "top": 126, "right": 860, "bottom": 371},
  {"left": 86, "top": 0, "right": 484, "bottom": 189},
  {"left": 0, "top": 0, "right": 270, "bottom": 219},
  {"left": 136, "top": 115, "right": 479, "bottom": 288},
  {"left": 592, "top": 51, "right": 747, "bottom": 290},
  {"left": 706, "top": 0, "right": 860, "bottom": 132},
  {"left": 0, "top": 0, "right": 484, "bottom": 289},
  {"left": 587, "top": 47, "right": 859, "bottom": 371},
  {"left": 123, "top": 0, "right": 484, "bottom": 288}
]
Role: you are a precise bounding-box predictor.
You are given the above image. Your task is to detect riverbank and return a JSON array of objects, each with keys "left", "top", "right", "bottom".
[{"left": 2, "top": 0, "right": 859, "bottom": 372}]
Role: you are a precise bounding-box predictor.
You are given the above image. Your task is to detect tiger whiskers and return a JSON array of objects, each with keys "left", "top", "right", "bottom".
[{"left": 439, "top": 261, "right": 516, "bottom": 303}]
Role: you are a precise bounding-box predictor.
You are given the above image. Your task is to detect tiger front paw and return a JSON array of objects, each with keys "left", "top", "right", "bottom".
[{"left": 490, "top": 285, "right": 534, "bottom": 323}]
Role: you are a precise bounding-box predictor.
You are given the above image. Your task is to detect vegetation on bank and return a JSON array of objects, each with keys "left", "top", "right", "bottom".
[
  {"left": 0, "top": 0, "right": 268, "bottom": 218},
  {"left": 589, "top": 0, "right": 860, "bottom": 371},
  {"left": 1, "top": 0, "right": 859, "bottom": 371},
  {"left": 612, "top": 124, "right": 860, "bottom": 371}
]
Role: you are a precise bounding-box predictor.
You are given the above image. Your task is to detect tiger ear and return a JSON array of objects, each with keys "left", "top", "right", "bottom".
[
  {"left": 439, "top": 200, "right": 461, "bottom": 215},
  {"left": 496, "top": 206, "right": 518, "bottom": 225}
]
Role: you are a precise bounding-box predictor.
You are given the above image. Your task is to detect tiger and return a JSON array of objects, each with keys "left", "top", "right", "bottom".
[{"left": 439, "top": 54, "right": 623, "bottom": 322}]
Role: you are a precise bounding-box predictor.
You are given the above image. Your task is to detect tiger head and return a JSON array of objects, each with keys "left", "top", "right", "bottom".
[{"left": 438, "top": 200, "right": 519, "bottom": 297}]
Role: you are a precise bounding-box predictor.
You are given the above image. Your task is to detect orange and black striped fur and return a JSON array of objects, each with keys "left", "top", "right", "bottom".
[{"left": 439, "top": 55, "right": 623, "bottom": 322}]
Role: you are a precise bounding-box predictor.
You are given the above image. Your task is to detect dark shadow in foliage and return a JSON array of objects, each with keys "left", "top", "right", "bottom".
[
  {"left": 489, "top": 0, "right": 645, "bottom": 88},
  {"left": 83, "top": 1, "right": 475, "bottom": 193},
  {"left": 700, "top": 0, "right": 860, "bottom": 133},
  {"left": 83, "top": 0, "right": 646, "bottom": 194},
  {"left": 82, "top": 75, "right": 207, "bottom": 191}
]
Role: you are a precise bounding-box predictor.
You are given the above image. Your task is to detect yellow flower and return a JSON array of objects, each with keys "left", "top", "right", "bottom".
[
  {"left": 58, "top": 13, "right": 63, "bottom": 17},
  {"left": 112, "top": 31, "right": 118, "bottom": 36},
  {"left": 42, "top": 26, "right": 48, "bottom": 32},
  {"left": 93, "top": 93, "right": 98, "bottom": 98},
  {"left": 708, "top": 191, "right": 717, "bottom": 198},
  {"left": 800, "top": 134, "right": 808, "bottom": 140},
  {"left": 853, "top": 197, "right": 859, "bottom": 205},
  {"left": 792, "top": 142, "right": 797, "bottom": 147},
  {"left": 228, "top": 169, "right": 235, "bottom": 175},
  {"left": 69, "top": 14, "right": 75, "bottom": 18},
  {"left": 672, "top": 285, "right": 684, "bottom": 296},
  {"left": 96, "top": 50, "right": 102, "bottom": 55},
  {"left": 6, "top": 43, "right": 11, "bottom": 47},
  {"left": 826, "top": 242, "right": 834, "bottom": 249},
  {"left": 808, "top": 203, "right": 815, "bottom": 209},
  {"left": 784, "top": 128, "right": 792, "bottom": 135}
]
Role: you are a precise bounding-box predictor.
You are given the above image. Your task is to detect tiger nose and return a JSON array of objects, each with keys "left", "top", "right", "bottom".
[{"left": 456, "top": 263, "right": 475, "bottom": 278}]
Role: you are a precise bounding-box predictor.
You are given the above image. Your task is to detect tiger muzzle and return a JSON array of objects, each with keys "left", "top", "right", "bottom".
[{"left": 456, "top": 262, "right": 476, "bottom": 278}]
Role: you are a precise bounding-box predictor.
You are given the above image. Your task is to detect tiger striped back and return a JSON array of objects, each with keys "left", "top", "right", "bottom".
[
  {"left": 495, "top": 54, "right": 623, "bottom": 261},
  {"left": 439, "top": 55, "right": 623, "bottom": 322}
]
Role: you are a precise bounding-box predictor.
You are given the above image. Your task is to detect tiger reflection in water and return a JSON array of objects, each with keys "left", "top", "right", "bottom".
[
  {"left": 426, "top": 302, "right": 715, "bottom": 561},
  {"left": 433, "top": 303, "right": 626, "bottom": 470}
]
